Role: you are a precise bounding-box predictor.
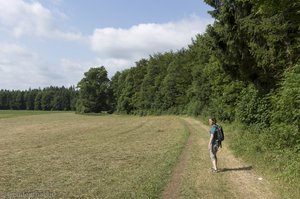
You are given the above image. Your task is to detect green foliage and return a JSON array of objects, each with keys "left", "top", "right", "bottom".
[
  {"left": 235, "top": 84, "right": 270, "bottom": 127},
  {"left": 0, "top": 87, "right": 77, "bottom": 111},
  {"left": 113, "top": 61, "right": 148, "bottom": 114},
  {"left": 227, "top": 64, "right": 300, "bottom": 198},
  {"left": 186, "top": 100, "right": 202, "bottom": 116},
  {"left": 139, "top": 53, "right": 170, "bottom": 112},
  {"left": 269, "top": 124, "right": 299, "bottom": 150},
  {"left": 41, "top": 90, "right": 54, "bottom": 111},
  {"left": 34, "top": 91, "right": 42, "bottom": 110},
  {"left": 161, "top": 50, "right": 191, "bottom": 112},
  {"left": 205, "top": 0, "right": 299, "bottom": 91},
  {"left": 76, "top": 66, "right": 111, "bottom": 113},
  {"left": 271, "top": 63, "right": 300, "bottom": 127},
  {"left": 269, "top": 63, "right": 300, "bottom": 151},
  {"left": 24, "top": 89, "right": 37, "bottom": 110}
]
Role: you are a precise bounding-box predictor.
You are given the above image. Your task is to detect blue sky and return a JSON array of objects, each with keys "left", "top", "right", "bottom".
[{"left": 0, "top": 0, "right": 213, "bottom": 90}]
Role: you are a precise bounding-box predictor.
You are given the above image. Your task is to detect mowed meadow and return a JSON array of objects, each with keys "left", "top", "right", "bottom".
[{"left": 0, "top": 111, "right": 188, "bottom": 198}]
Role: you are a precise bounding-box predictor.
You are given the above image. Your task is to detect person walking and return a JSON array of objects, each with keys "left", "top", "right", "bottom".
[{"left": 208, "top": 117, "right": 220, "bottom": 173}]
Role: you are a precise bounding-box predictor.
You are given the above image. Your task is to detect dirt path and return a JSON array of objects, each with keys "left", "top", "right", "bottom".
[
  {"left": 162, "top": 117, "right": 279, "bottom": 199},
  {"left": 162, "top": 125, "right": 193, "bottom": 199}
]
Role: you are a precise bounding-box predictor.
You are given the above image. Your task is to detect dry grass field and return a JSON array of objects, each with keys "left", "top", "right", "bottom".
[
  {"left": 0, "top": 111, "right": 188, "bottom": 198},
  {"left": 0, "top": 111, "right": 282, "bottom": 199}
]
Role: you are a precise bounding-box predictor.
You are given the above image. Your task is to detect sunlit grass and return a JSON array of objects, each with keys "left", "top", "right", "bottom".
[{"left": 0, "top": 113, "right": 188, "bottom": 198}]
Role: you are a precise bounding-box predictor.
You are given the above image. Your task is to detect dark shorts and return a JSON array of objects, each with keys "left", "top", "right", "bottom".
[{"left": 209, "top": 143, "right": 218, "bottom": 161}]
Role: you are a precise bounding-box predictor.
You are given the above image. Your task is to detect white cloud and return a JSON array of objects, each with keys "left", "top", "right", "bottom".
[
  {"left": 59, "top": 58, "right": 90, "bottom": 85},
  {"left": 0, "top": 43, "right": 48, "bottom": 89},
  {"left": 0, "top": 44, "right": 87, "bottom": 90},
  {"left": 90, "top": 15, "right": 212, "bottom": 61},
  {"left": 0, "top": 0, "right": 81, "bottom": 41}
]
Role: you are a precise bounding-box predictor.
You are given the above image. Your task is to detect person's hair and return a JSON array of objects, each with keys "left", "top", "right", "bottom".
[{"left": 210, "top": 117, "right": 217, "bottom": 124}]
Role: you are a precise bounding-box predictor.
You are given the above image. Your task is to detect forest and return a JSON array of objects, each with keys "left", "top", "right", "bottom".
[
  {"left": 0, "top": 0, "right": 299, "bottom": 191},
  {"left": 0, "top": 86, "right": 77, "bottom": 111}
]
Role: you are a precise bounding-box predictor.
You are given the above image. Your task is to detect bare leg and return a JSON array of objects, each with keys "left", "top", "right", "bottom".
[
  {"left": 210, "top": 146, "right": 218, "bottom": 171},
  {"left": 215, "top": 157, "right": 218, "bottom": 170},
  {"left": 212, "top": 159, "right": 217, "bottom": 170}
]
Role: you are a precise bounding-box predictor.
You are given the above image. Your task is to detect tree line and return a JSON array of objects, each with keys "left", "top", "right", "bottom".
[{"left": 0, "top": 86, "right": 78, "bottom": 111}]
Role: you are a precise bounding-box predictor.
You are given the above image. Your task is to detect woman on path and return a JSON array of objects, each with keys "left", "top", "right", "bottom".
[{"left": 208, "top": 117, "right": 219, "bottom": 173}]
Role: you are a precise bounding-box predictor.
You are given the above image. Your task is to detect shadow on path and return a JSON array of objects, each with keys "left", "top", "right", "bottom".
[{"left": 220, "top": 166, "right": 253, "bottom": 172}]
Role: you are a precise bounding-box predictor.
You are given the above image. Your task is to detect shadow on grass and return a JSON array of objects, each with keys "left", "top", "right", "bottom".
[{"left": 220, "top": 166, "right": 253, "bottom": 172}]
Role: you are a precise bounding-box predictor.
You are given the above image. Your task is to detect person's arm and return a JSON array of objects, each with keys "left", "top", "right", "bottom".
[{"left": 208, "top": 133, "right": 214, "bottom": 150}]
